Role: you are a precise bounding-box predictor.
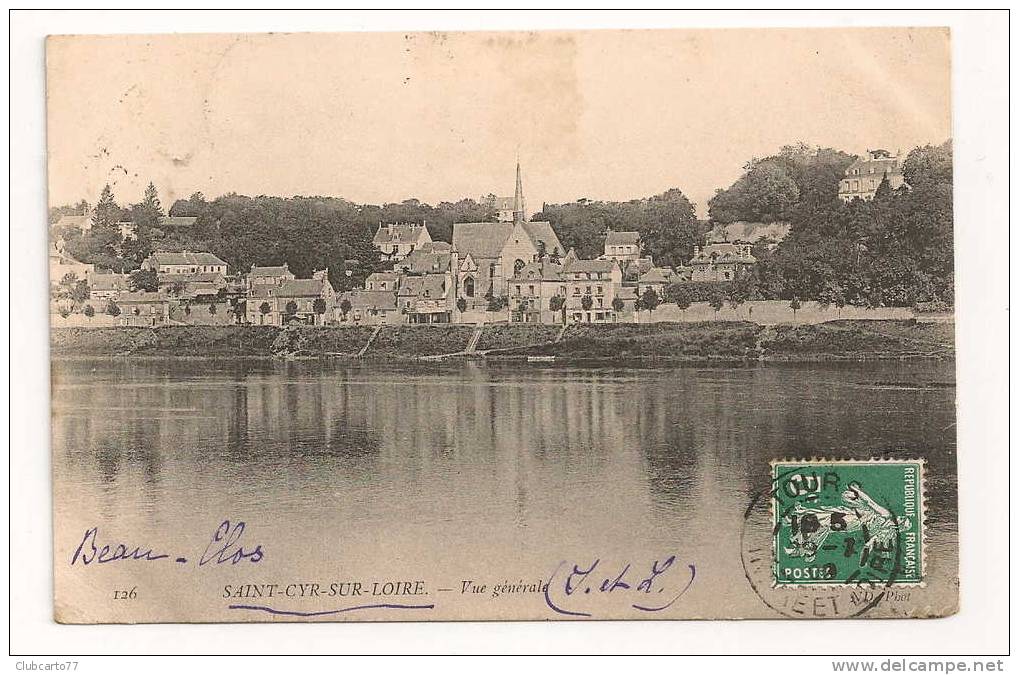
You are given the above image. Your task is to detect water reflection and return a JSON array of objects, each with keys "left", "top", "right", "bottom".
[{"left": 51, "top": 358, "right": 957, "bottom": 613}]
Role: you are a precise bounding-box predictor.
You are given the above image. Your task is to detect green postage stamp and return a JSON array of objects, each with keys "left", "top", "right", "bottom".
[{"left": 771, "top": 459, "right": 925, "bottom": 587}]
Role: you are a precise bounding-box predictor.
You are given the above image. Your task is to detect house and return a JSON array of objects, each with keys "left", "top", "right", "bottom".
[
  {"left": 688, "top": 240, "right": 756, "bottom": 282},
  {"left": 491, "top": 196, "right": 515, "bottom": 222},
  {"left": 116, "top": 216, "right": 199, "bottom": 241},
  {"left": 337, "top": 289, "right": 401, "bottom": 325},
  {"left": 452, "top": 163, "right": 564, "bottom": 302},
  {"left": 372, "top": 223, "right": 433, "bottom": 262},
  {"left": 248, "top": 264, "right": 296, "bottom": 289},
  {"left": 246, "top": 271, "right": 335, "bottom": 325},
  {"left": 637, "top": 266, "right": 677, "bottom": 299},
  {"left": 364, "top": 272, "right": 401, "bottom": 292},
  {"left": 54, "top": 213, "right": 92, "bottom": 234},
  {"left": 114, "top": 292, "right": 171, "bottom": 327},
  {"left": 89, "top": 271, "right": 130, "bottom": 300},
  {"left": 143, "top": 250, "right": 228, "bottom": 278},
  {"left": 561, "top": 258, "right": 623, "bottom": 323},
  {"left": 707, "top": 221, "right": 790, "bottom": 246},
  {"left": 396, "top": 273, "right": 453, "bottom": 323},
  {"left": 839, "top": 149, "right": 907, "bottom": 202},
  {"left": 394, "top": 246, "right": 454, "bottom": 276},
  {"left": 159, "top": 216, "right": 198, "bottom": 230},
  {"left": 509, "top": 259, "right": 566, "bottom": 324},
  {"left": 49, "top": 244, "right": 95, "bottom": 286},
  {"left": 602, "top": 230, "right": 642, "bottom": 262}
]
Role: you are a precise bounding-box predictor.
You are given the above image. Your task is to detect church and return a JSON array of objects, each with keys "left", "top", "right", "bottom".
[{"left": 452, "top": 163, "right": 564, "bottom": 305}]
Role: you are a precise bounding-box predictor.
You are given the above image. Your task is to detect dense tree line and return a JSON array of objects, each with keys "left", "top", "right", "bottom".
[
  {"left": 50, "top": 140, "right": 952, "bottom": 306},
  {"left": 534, "top": 188, "right": 705, "bottom": 268},
  {"left": 51, "top": 186, "right": 500, "bottom": 292},
  {"left": 722, "top": 141, "right": 954, "bottom": 307}
]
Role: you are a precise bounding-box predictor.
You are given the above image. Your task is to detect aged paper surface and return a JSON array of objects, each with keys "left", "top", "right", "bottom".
[{"left": 47, "top": 27, "right": 957, "bottom": 623}]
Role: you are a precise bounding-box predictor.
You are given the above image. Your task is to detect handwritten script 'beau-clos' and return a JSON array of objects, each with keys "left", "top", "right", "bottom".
[{"left": 70, "top": 519, "right": 264, "bottom": 567}]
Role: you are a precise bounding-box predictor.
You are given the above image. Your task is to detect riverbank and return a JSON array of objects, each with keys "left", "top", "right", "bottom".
[{"left": 50, "top": 320, "right": 954, "bottom": 362}]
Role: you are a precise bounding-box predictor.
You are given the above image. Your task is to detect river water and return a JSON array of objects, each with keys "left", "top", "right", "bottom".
[{"left": 51, "top": 359, "right": 958, "bottom": 621}]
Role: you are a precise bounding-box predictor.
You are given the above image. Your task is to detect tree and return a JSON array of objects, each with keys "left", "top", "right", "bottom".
[
  {"left": 874, "top": 173, "right": 893, "bottom": 200},
  {"left": 142, "top": 182, "right": 163, "bottom": 214},
  {"left": 611, "top": 296, "right": 625, "bottom": 313},
  {"left": 58, "top": 306, "right": 71, "bottom": 319},
  {"left": 727, "top": 270, "right": 755, "bottom": 316},
  {"left": 71, "top": 279, "right": 90, "bottom": 303},
  {"left": 106, "top": 302, "right": 121, "bottom": 317},
  {"left": 169, "top": 191, "right": 206, "bottom": 218},
  {"left": 285, "top": 300, "right": 298, "bottom": 319},
  {"left": 129, "top": 268, "right": 159, "bottom": 292},
  {"left": 83, "top": 304, "right": 95, "bottom": 321},
  {"left": 789, "top": 296, "right": 802, "bottom": 320},
  {"left": 340, "top": 297, "right": 352, "bottom": 318},
  {"left": 313, "top": 297, "right": 327, "bottom": 324},
  {"left": 708, "top": 291, "right": 725, "bottom": 317},
  {"left": 208, "top": 303, "right": 217, "bottom": 316},
  {"left": 92, "top": 184, "right": 121, "bottom": 232},
  {"left": 456, "top": 297, "right": 468, "bottom": 314},
  {"left": 259, "top": 301, "right": 272, "bottom": 324},
  {"left": 581, "top": 294, "right": 594, "bottom": 311},
  {"left": 639, "top": 288, "right": 660, "bottom": 316},
  {"left": 60, "top": 271, "right": 78, "bottom": 287},
  {"left": 665, "top": 283, "right": 692, "bottom": 312},
  {"left": 549, "top": 294, "right": 566, "bottom": 324},
  {"left": 708, "top": 161, "right": 800, "bottom": 223},
  {"left": 902, "top": 141, "right": 952, "bottom": 190}
]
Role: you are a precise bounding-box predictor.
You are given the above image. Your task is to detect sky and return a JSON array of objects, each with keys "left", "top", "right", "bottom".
[{"left": 46, "top": 27, "right": 951, "bottom": 217}]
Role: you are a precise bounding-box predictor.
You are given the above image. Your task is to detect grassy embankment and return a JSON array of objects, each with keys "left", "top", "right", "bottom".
[{"left": 50, "top": 320, "right": 954, "bottom": 361}]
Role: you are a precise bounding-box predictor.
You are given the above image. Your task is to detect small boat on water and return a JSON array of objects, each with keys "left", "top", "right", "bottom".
[{"left": 527, "top": 356, "right": 555, "bottom": 363}]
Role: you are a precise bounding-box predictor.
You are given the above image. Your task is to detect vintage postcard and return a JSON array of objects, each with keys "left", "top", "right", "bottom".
[{"left": 47, "top": 27, "right": 957, "bottom": 623}]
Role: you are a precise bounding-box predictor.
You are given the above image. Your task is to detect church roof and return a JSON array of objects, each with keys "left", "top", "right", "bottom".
[
  {"left": 451, "top": 220, "right": 563, "bottom": 260},
  {"left": 453, "top": 223, "right": 514, "bottom": 259},
  {"left": 521, "top": 221, "right": 563, "bottom": 256}
]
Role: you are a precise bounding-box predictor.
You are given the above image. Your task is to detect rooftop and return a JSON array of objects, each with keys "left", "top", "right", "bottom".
[
  {"left": 452, "top": 220, "right": 563, "bottom": 260},
  {"left": 373, "top": 223, "right": 430, "bottom": 244},
  {"left": 250, "top": 264, "right": 291, "bottom": 277},
  {"left": 278, "top": 278, "right": 329, "bottom": 297},
  {"left": 563, "top": 258, "right": 618, "bottom": 275},
  {"left": 148, "top": 250, "right": 227, "bottom": 267},
  {"left": 397, "top": 274, "right": 447, "bottom": 299},
  {"left": 342, "top": 289, "right": 398, "bottom": 312},
  {"left": 605, "top": 230, "right": 640, "bottom": 246}
]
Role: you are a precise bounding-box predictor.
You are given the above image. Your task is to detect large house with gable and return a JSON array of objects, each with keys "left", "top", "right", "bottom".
[
  {"left": 373, "top": 223, "right": 433, "bottom": 262},
  {"left": 247, "top": 270, "right": 335, "bottom": 325}
]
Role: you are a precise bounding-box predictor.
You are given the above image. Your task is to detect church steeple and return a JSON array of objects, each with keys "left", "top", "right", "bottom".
[{"left": 513, "top": 161, "right": 525, "bottom": 224}]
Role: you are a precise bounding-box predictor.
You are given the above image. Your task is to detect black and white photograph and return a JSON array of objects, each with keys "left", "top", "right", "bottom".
[{"left": 8, "top": 9, "right": 1011, "bottom": 661}]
